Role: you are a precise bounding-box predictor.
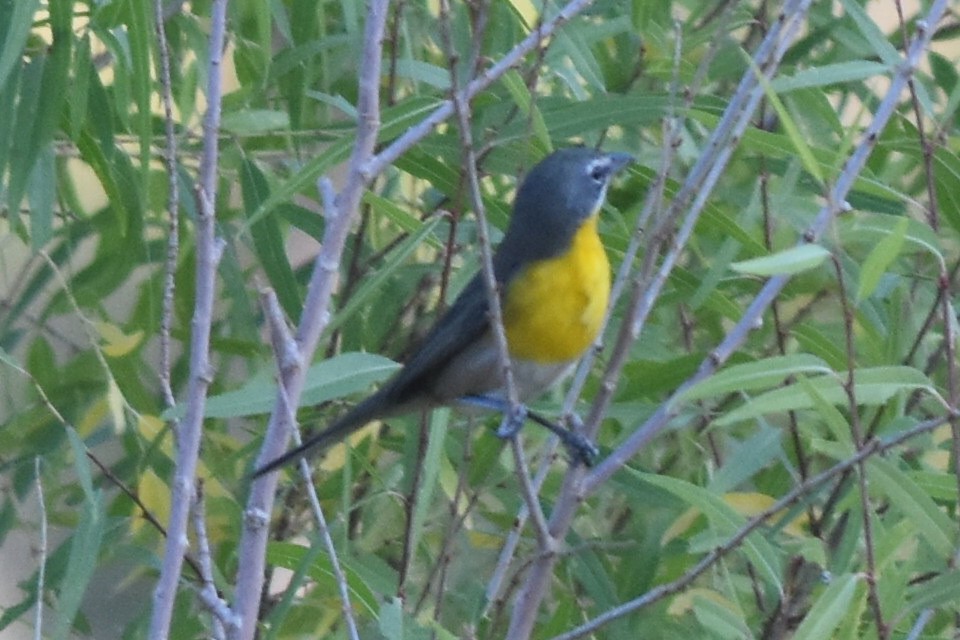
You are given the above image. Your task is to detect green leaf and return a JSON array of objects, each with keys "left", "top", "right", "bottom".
[
  {"left": 304, "top": 90, "right": 358, "bottom": 119},
  {"left": 407, "top": 408, "right": 447, "bottom": 572},
  {"left": 195, "top": 353, "right": 399, "bottom": 419},
  {"left": 771, "top": 61, "right": 890, "bottom": 92},
  {"left": 716, "top": 367, "right": 938, "bottom": 426},
  {"left": 791, "top": 573, "right": 858, "bottom": 640},
  {"left": 242, "top": 96, "right": 442, "bottom": 231},
  {"left": 241, "top": 159, "right": 302, "bottom": 318},
  {"left": 266, "top": 541, "right": 379, "bottom": 616},
  {"left": 363, "top": 192, "right": 443, "bottom": 248},
  {"left": 392, "top": 59, "right": 449, "bottom": 90},
  {"left": 67, "top": 35, "right": 92, "bottom": 138},
  {"left": 840, "top": 0, "right": 900, "bottom": 65},
  {"left": 745, "top": 50, "right": 824, "bottom": 185},
  {"left": 0, "top": 0, "right": 40, "bottom": 91},
  {"left": 907, "top": 571, "right": 960, "bottom": 614},
  {"left": 27, "top": 144, "right": 55, "bottom": 248},
  {"left": 51, "top": 498, "right": 104, "bottom": 640},
  {"left": 125, "top": 0, "right": 151, "bottom": 186},
  {"left": 708, "top": 426, "right": 783, "bottom": 494},
  {"left": 379, "top": 596, "right": 404, "bottom": 640},
  {"left": 638, "top": 472, "right": 783, "bottom": 590},
  {"left": 796, "top": 374, "right": 854, "bottom": 452},
  {"left": 75, "top": 129, "right": 142, "bottom": 237},
  {"left": 678, "top": 354, "right": 832, "bottom": 404},
  {"left": 856, "top": 216, "right": 907, "bottom": 301},
  {"left": 325, "top": 215, "right": 444, "bottom": 336},
  {"left": 66, "top": 427, "right": 95, "bottom": 503},
  {"left": 692, "top": 594, "right": 751, "bottom": 639},
  {"left": 52, "top": 432, "right": 103, "bottom": 640},
  {"left": 730, "top": 244, "right": 831, "bottom": 276},
  {"left": 838, "top": 212, "right": 943, "bottom": 268},
  {"left": 868, "top": 457, "right": 954, "bottom": 557},
  {"left": 501, "top": 69, "right": 551, "bottom": 152},
  {"left": 221, "top": 109, "right": 291, "bottom": 135}
]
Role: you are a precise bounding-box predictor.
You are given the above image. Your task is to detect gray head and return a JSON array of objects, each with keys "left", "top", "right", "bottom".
[{"left": 497, "top": 148, "right": 633, "bottom": 271}]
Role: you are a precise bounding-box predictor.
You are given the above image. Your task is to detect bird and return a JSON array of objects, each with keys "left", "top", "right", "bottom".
[{"left": 254, "top": 147, "right": 633, "bottom": 477}]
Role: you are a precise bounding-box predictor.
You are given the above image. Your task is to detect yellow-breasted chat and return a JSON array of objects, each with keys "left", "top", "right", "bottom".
[{"left": 254, "top": 147, "right": 632, "bottom": 477}]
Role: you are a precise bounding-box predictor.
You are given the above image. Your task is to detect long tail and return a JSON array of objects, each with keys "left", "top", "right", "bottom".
[{"left": 251, "top": 389, "right": 394, "bottom": 478}]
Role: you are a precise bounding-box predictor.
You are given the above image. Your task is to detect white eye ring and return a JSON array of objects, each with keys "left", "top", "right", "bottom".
[{"left": 587, "top": 159, "right": 607, "bottom": 184}]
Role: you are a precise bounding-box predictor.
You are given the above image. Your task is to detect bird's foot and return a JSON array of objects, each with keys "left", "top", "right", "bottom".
[
  {"left": 496, "top": 403, "right": 529, "bottom": 439},
  {"left": 461, "top": 395, "right": 599, "bottom": 467},
  {"left": 499, "top": 405, "right": 598, "bottom": 467}
]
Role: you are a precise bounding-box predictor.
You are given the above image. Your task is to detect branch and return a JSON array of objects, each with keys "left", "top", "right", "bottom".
[
  {"left": 549, "top": 414, "right": 953, "bottom": 640},
  {"left": 154, "top": 0, "right": 181, "bottom": 412},
  {"left": 148, "top": 0, "right": 228, "bottom": 635},
  {"left": 233, "top": 2, "right": 390, "bottom": 638},
  {"left": 365, "top": 0, "right": 600, "bottom": 179},
  {"left": 585, "top": 0, "right": 946, "bottom": 493},
  {"left": 505, "top": 1, "right": 815, "bottom": 636},
  {"left": 33, "top": 458, "right": 47, "bottom": 640}
]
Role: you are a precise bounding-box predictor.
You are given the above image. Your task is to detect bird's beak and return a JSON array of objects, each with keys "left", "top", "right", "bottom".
[{"left": 606, "top": 152, "right": 634, "bottom": 175}]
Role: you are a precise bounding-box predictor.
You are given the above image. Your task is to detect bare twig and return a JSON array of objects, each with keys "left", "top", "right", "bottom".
[
  {"left": 483, "top": 453, "right": 553, "bottom": 617},
  {"left": 236, "top": 2, "right": 390, "bottom": 637},
  {"left": 831, "top": 256, "right": 884, "bottom": 637},
  {"left": 191, "top": 482, "right": 229, "bottom": 640},
  {"left": 154, "top": 0, "right": 181, "bottom": 412},
  {"left": 439, "top": 0, "right": 553, "bottom": 549},
  {"left": 149, "top": 0, "right": 228, "bottom": 635},
  {"left": 259, "top": 286, "right": 362, "bottom": 640},
  {"left": 33, "top": 457, "right": 46, "bottom": 640}
]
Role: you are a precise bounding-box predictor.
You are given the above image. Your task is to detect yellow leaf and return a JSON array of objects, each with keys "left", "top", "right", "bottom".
[
  {"left": 137, "top": 414, "right": 172, "bottom": 456},
  {"left": 661, "top": 506, "right": 701, "bottom": 545},
  {"left": 134, "top": 468, "right": 170, "bottom": 535},
  {"left": 94, "top": 321, "right": 144, "bottom": 357},
  {"left": 107, "top": 377, "right": 125, "bottom": 433},
  {"left": 468, "top": 530, "right": 504, "bottom": 550},
  {"left": 76, "top": 398, "right": 108, "bottom": 437},
  {"left": 318, "top": 422, "right": 379, "bottom": 472},
  {"left": 724, "top": 491, "right": 809, "bottom": 537},
  {"left": 922, "top": 449, "right": 949, "bottom": 472},
  {"left": 506, "top": 0, "right": 538, "bottom": 27}
]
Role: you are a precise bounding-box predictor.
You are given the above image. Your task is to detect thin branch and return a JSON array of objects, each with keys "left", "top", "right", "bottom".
[
  {"left": 236, "top": 2, "right": 390, "bottom": 637},
  {"left": 260, "top": 287, "right": 359, "bottom": 640},
  {"left": 0, "top": 353, "right": 205, "bottom": 581},
  {"left": 831, "top": 255, "right": 884, "bottom": 637},
  {"left": 154, "top": 0, "right": 181, "bottom": 412},
  {"left": 439, "top": 0, "right": 553, "bottom": 549},
  {"left": 149, "top": 0, "right": 228, "bottom": 635},
  {"left": 505, "top": 2, "right": 816, "bottom": 637},
  {"left": 365, "top": 0, "right": 600, "bottom": 179},
  {"left": 191, "top": 482, "right": 229, "bottom": 640},
  {"left": 584, "top": 0, "right": 947, "bottom": 495},
  {"left": 548, "top": 414, "right": 954, "bottom": 640},
  {"left": 33, "top": 457, "right": 46, "bottom": 640},
  {"left": 483, "top": 453, "right": 554, "bottom": 617}
]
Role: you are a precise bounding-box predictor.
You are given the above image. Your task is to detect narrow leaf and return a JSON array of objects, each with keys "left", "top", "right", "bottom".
[
  {"left": 791, "top": 573, "right": 858, "bottom": 640},
  {"left": 678, "top": 354, "right": 831, "bottom": 404},
  {"left": 868, "top": 457, "right": 954, "bottom": 557},
  {"left": 194, "top": 353, "right": 399, "bottom": 419},
  {"left": 730, "top": 244, "right": 831, "bottom": 276},
  {"left": 717, "top": 367, "right": 938, "bottom": 426},
  {"left": 856, "top": 216, "right": 908, "bottom": 301}
]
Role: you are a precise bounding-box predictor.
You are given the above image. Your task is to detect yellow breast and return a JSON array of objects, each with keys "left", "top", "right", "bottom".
[{"left": 502, "top": 216, "right": 610, "bottom": 363}]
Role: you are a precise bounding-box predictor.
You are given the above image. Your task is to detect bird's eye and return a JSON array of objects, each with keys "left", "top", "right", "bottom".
[{"left": 589, "top": 165, "right": 606, "bottom": 183}]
